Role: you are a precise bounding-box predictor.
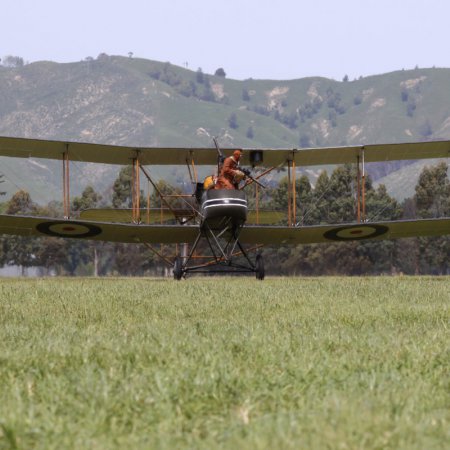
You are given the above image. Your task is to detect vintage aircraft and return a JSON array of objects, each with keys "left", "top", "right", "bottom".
[{"left": 0, "top": 135, "right": 449, "bottom": 279}]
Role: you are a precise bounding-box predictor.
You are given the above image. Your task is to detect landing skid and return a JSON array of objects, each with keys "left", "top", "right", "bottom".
[{"left": 173, "top": 220, "right": 264, "bottom": 280}]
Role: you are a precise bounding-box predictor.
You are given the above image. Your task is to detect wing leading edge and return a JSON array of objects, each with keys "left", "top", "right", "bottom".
[{"left": 0, "top": 214, "right": 448, "bottom": 245}]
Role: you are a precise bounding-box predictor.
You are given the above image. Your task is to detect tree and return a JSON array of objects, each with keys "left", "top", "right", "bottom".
[
  {"left": 0, "top": 173, "right": 6, "bottom": 196},
  {"left": 199, "top": 77, "right": 215, "bottom": 102},
  {"left": 246, "top": 126, "right": 254, "bottom": 139},
  {"left": 353, "top": 94, "right": 362, "bottom": 105},
  {"left": 3, "top": 191, "right": 39, "bottom": 274},
  {"left": 149, "top": 180, "right": 183, "bottom": 209},
  {"left": 325, "top": 165, "right": 356, "bottom": 224},
  {"left": 3, "top": 55, "right": 24, "bottom": 68},
  {"left": 366, "top": 184, "right": 402, "bottom": 222},
  {"left": 6, "top": 190, "right": 36, "bottom": 215},
  {"left": 36, "top": 238, "right": 72, "bottom": 276},
  {"left": 97, "top": 53, "right": 110, "bottom": 61},
  {"left": 328, "top": 110, "right": 337, "bottom": 127},
  {"left": 242, "top": 88, "right": 250, "bottom": 101},
  {"left": 178, "top": 81, "right": 197, "bottom": 98},
  {"left": 418, "top": 163, "right": 450, "bottom": 268},
  {"left": 415, "top": 162, "right": 450, "bottom": 218},
  {"left": 281, "top": 112, "right": 298, "bottom": 129},
  {"left": 59, "top": 240, "right": 92, "bottom": 276},
  {"left": 112, "top": 166, "right": 133, "bottom": 208},
  {"left": 315, "top": 169, "right": 331, "bottom": 209},
  {"left": 396, "top": 163, "right": 450, "bottom": 275},
  {"left": 3, "top": 236, "right": 40, "bottom": 275},
  {"left": 264, "top": 165, "right": 403, "bottom": 275},
  {"left": 196, "top": 68, "right": 204, "bottom": 84},
  {"left": 111, "top": 179, "right": 183, "bottom": 276},
  {"left": 72, "top": 186, "right": 102, "bottom": 212},
  {"left": 269, "top": 174, "right": 315, "bottom": 225},
  {"left": 414, "top": 162, "right": 450, "bottom": 274},
  {"left": 112, "top": 243, "right": 150, "bottom": 276},
  {"left": 71, "top": 185, "right": 103, "bottom": 275},
  {"left": 406, "top": 98, "right": 416, "bottom": 117},
  {"left": 214, "top": 67, "right": 226, "bottom": 77},
  {"left": 360, "top": 184, "right": 402, "bottom": 273},
  {"left": 228, "top": 112, "right": 239, "bottom": 129}
]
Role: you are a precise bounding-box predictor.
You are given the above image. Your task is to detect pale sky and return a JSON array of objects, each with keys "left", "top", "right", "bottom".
[{"left": 2, "top": 0, "right": 449, "bottom": 80}]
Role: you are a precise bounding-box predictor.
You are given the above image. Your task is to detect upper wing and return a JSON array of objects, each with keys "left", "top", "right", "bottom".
[
  {"left": 0, "top": 136, "right": 219, "bottom": 165},
  {"left": 0, "top": 214, "right": 198, "bottom": 244},
  {"left": 0, "top": 135, "right": 449, "bottom": 166},
  {"left": 239, "top": 218, "right": 450, "bottom": 245},
  {"left": 288, "top": 141, "right": 450, "bottom": 166}
]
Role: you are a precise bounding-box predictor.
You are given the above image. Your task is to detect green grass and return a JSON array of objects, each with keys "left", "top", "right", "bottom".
[{"left": 0, "top": 277, "right": 449, "bottom": 449}]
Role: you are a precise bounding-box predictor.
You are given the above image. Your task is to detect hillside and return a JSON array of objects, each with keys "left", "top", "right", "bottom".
[{"left": 0, "top": 55, "right": 449, "bottom": 202}]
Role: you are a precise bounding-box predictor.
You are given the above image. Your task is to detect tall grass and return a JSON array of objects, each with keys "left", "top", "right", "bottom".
[{"left": 0, "top": 277, "right": 448, "bottom": 449}]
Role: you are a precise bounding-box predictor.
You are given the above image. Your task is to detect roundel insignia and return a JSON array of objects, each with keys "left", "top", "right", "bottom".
[
  {"left": 36, "top": 221, "right": 102, "bottom": 238},
  {"left": 323, "top": 224, "right": 389, "bottom": 241}
]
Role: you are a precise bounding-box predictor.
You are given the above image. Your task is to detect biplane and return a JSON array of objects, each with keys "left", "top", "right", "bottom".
[{"left": 0, "top": 135, "right": 449, "bottom": 279}]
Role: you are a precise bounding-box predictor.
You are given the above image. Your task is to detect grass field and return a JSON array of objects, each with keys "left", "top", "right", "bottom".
[{"left": 0, "top": 277, "right": 448, "bottom": 449}]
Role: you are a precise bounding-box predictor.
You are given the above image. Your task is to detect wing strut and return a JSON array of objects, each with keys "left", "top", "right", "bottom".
[
  {"left": 356, "top": 147, "right": 366, "bottom": 223},
  {"left": 62, "top": 145, "right": 70, "bottom": 219},
  {"left": 362, "top": 147, "right": 366, "bottom": 221},
  {"left": 292, "top": 157, "right": 297, "bottom": 225},
  {"left": 287, "top": 154, "right": 297, "bottom": 227},
  {"left": 132, "top": 154, "right": 141, "bottom": 223},
  {"left": 357, "top": 153, "right": 361, "bottom": 222}
]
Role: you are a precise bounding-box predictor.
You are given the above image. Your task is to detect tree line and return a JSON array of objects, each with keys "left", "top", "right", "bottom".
[
  {"left": 0, "top": 162, "right": 448, "bottom": 276},
  {"left": 262, "top": 162, "right": 449, "bottom": 275}
]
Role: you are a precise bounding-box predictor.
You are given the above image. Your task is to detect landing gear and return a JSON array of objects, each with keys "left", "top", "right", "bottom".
[
  {"left": 173, "top": 256, "right": 183, "bottom": 280},
  {"left": 169, "top": 187, "right": 265, "bottom": 279},
  {"left": 255, "top": 254, "right": 265, "bottom": 280},
  {"left": 170, "top": 220, "right": 264, "bottom": 279}
]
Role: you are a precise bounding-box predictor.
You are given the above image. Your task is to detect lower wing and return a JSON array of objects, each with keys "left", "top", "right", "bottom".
[
  {"left": 0, "top": 214, "right": 198, "bottom": 243},
  {"left": 240, "top": 218, "right": 450, "bottom": 244},
  {"left": 0, "top": 214, "right": 448, "bottom": 244}
]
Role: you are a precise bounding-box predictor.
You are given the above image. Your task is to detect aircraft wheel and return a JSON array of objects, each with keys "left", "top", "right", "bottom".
[
  {"left": 173, "top": 257, "right": 183, "bottom": 280},
  {"left": 255, "top": 254, "right": 265, "bottom": 280}
]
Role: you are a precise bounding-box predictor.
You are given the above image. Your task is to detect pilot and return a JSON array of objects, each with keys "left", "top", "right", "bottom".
[{"left": 215, "top": 149, "right": 245, "bottom": 189}]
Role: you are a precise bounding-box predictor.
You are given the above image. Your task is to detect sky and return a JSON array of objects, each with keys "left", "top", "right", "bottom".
[{"left": 2, "top": 0, "right": 450, "bottom": 81}]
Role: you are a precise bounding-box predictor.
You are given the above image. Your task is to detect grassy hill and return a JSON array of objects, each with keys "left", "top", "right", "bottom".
[{"left": 0, "top": 56, "right": 449, "bottom": 202}]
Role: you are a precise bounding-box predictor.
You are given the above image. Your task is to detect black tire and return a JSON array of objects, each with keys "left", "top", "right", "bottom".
[
  {"left": 173, "top": 257, "right": 183, "bottom": 280},
  {"left": 255, "top": 254, "right": 265, "bottom": 280}
]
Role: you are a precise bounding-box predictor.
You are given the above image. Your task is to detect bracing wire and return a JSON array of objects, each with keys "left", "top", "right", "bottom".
[{"left": 296, "top": 169, "right": 336, "bottom": 226}]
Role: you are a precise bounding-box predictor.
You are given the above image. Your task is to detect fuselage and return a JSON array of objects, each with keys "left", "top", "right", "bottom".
[{"left": 200, "top": 189, "right": 247, "bottom": 230}]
